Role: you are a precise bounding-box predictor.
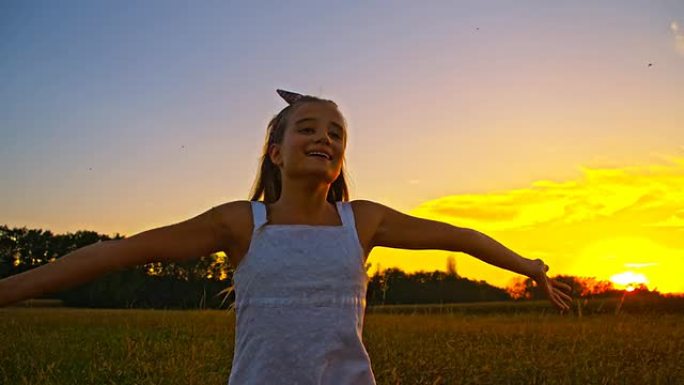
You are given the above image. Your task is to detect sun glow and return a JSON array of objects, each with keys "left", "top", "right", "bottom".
[{"left": 610, "top": 271, "right": 649, "bottom": 291}]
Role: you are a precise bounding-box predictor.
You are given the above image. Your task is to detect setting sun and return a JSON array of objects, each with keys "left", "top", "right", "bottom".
[{"left": 610, "top": 271, "right": 649, "bottom": 291}]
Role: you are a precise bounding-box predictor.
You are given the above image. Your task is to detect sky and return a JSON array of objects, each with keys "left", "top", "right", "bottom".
[{"left": 2, "top": 1, "right": 683, "bottom": 293}]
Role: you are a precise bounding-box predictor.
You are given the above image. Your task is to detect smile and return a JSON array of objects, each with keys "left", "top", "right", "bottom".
[{"left": 308, "top": 156, "right": 331, "bottom": 162}]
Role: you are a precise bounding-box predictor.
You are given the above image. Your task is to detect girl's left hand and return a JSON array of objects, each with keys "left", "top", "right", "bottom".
[{"left": 529, "top": 259, "right": 573, "bottom": 312}]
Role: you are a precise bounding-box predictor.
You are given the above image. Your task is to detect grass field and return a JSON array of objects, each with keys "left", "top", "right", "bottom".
[{"left": 1, "top": 303, "right": 683, "bottom": 385}]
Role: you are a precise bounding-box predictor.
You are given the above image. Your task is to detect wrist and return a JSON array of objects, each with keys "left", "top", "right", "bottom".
[
  {"left": 530, "top": 258, "right": 549, "bottom": 281},
  {"left": 523, "top": 258, "right": 544, "bottom": 280}
]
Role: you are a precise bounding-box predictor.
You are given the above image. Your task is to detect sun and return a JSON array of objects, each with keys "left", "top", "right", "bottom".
[
  {"left": 571, "top": 236, "right": 684, "bottom": 293},
  {"left": 610, "top": 271, "right": 649, "bottom": 291}
]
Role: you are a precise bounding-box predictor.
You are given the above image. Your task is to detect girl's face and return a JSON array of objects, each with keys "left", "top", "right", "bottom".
[{"left": 270, "top": 101, "right": 347, "bottom": 183}]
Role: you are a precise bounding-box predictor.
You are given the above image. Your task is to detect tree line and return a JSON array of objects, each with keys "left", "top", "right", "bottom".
[{"left": 0, "top": 224, "right": 665, "bottom": 309}]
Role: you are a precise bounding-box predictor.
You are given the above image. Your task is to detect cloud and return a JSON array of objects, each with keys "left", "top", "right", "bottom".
[
  {"left": 644, "top": 209, "right": 684, "bottom": 228},
  {"left": 412, "top": 155, "right": 684, "bottom": 234},
  {"left": 624, "top": 262, "right": 658, "bottom": 268},
  {"left": 671, "top": 21, "right": 684, "bottom": 56}
]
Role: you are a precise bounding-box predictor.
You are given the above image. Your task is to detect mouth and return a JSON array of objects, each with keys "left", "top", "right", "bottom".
[
  {"left": 307, "top": 155, "right": 331, "bottom": 163},
  {"left": 306, "top": 151, "right": 333, "bottom": 161}
]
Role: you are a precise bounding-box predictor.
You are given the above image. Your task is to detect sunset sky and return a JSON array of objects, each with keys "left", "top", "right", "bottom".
[{"left": 2, "top": 2, "right": 683, "bottom": 293}]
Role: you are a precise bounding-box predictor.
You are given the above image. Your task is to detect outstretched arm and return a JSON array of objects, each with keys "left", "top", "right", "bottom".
[
  {"left": 0, "top": 240, "right": 131, "bottom": 306},
  {"left": 0, "top": 205, "right": 229, "bottom": 307},
  {"left": 363, "top": 200, "right": 572, "bottom": 311}
]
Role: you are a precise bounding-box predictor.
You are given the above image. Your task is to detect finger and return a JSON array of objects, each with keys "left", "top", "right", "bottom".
[
  {"left": 548, "top": 277, "right": 568, "bottom": 290},
  {"left": 553, "top": 296, "right": 568, "bottom": 312},
  {"left": 553, "top": 280, "right": 573, "bottom": 293},
  {"left": 548, "top": 292, "right": 562, "bottom": 309},
  {"left": 552, "top": 292, "right": 571, "bottom": 311},
  {"left": 560, "top": 297, "right": 571, "bottom": 311},
  {"left": 561, "top": 295, "right": 572, "bottom": 310},
  {"left": 555, "top": 288, "right": 573, "bottom": 302}
]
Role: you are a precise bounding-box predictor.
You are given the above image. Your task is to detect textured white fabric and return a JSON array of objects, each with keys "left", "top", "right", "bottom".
[{"left": 227, "top": 200, "right": 376, "bottom": 385}]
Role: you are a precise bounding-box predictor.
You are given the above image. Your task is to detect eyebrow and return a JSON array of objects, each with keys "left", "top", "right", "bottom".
[{"left": 295, "top": 117, "right": 344, "bottom": 132}]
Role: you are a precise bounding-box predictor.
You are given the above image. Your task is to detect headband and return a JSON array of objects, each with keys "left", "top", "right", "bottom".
[{"left": 276, "top": 89, "right": 304, "bottom": 105}]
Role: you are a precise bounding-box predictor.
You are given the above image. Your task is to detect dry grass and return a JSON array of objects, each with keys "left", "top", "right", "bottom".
[{"left": 1, "top": 307, "right": 682, "bottom": 385}]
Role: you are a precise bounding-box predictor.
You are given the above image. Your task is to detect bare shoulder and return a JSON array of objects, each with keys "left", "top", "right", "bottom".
[
  {"left": 349, "top": 199, "right": 384, "bottom": 227},
  {"left": 348, "top": 199, "right": 386, "bottom": 253},
  {"left": 211, "top": 200, "right": 254, "bottom": 251}
]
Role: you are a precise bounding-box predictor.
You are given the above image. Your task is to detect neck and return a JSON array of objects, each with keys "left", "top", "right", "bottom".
[{"left": 271, "top": 178, "right": 334, "bottom": 220}]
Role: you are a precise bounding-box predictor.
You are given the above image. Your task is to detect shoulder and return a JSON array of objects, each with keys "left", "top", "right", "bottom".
[
  {"left": 349, "top": 199, "right": 406, "bottom": 227},
  {"left": 347, "top": 200, "right": 386, "bottom": 245},
  {"left": 348, "top": 199, "right": 387, "bottom": 218},
  {"left": 211, "top": 200, "right": 254, "bottom": 249}
]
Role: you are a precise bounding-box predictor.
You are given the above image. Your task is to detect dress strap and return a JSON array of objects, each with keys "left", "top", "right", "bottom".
[
  {"left": 251, "top": 201, "right": 268, "bottom": 232},
  {"left": 336, "top": 201, "right": 355, "bottom": 229}
]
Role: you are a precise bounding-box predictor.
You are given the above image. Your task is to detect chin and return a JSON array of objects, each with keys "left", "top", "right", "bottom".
[
  {"left": 312, "top": 170, "right": 339, "bottom": 183},
  {"left": 290, "top": 167, "right": 338, "bottom": 182}
]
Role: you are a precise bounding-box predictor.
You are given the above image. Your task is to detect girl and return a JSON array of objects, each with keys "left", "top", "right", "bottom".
[{"left": 0, "top": 89, "right": 573, "bottom": 384}]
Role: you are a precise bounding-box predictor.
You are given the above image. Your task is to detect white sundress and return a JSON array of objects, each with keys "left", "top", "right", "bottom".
[{"left": 227, "top": 200, "right": 377, "bottom": 385}]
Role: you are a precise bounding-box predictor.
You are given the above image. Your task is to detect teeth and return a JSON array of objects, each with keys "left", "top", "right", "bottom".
[{"left": 308, "top": 152, "right": 330, "bottom": 159}]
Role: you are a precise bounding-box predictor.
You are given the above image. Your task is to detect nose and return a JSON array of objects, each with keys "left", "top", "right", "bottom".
[{"left": 315, "top": 131, "right": 333, "bottom": 144}]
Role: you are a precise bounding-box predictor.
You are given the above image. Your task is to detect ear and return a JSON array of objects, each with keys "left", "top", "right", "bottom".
[{"left": 268, "top": 143, "right": 283, "bottom": 166}]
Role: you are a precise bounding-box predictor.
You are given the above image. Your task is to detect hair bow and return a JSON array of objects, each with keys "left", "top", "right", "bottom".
[{"left": 276, "top": 89, "right": 304, "bottom": 105}]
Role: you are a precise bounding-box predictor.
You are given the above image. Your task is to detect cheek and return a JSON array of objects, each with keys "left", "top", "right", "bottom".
[
  {"left": 280, "top": 135, "right": 308, "bottom": 159},
  {"left": 287, "top": 135, "right": 309, "bottom": 151}
]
